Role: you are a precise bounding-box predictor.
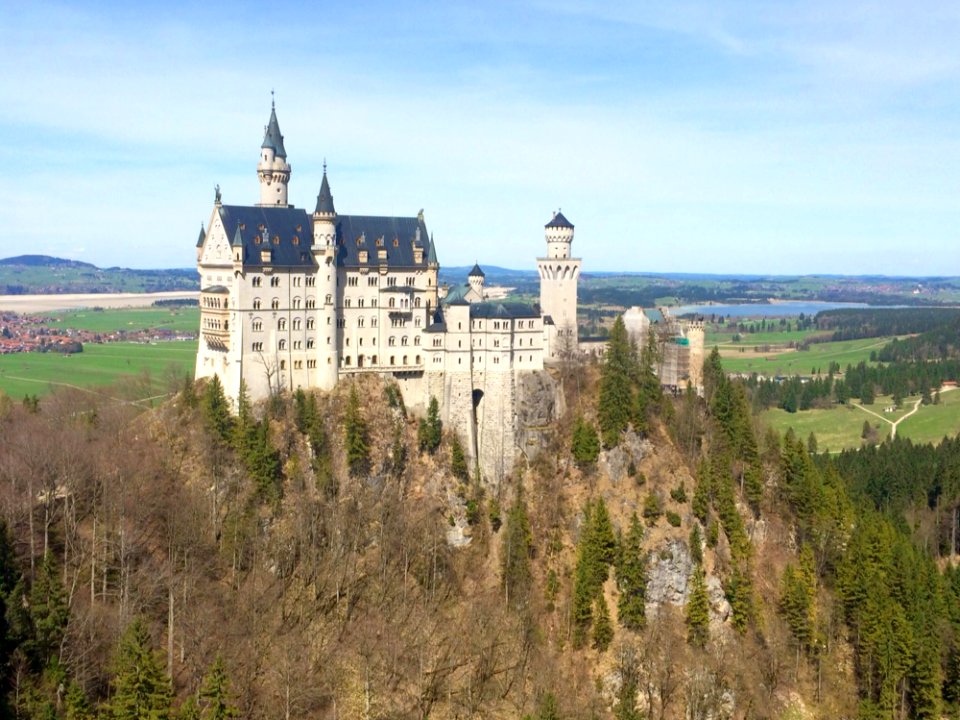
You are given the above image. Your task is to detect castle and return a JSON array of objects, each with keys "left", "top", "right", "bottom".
[{"left": 194, "top": 104, "right": 577, "bottom": 478}]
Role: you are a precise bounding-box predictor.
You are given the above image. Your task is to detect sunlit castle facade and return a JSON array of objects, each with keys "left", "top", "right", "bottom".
[{"left": 194, "top": 104, "right": 580, "bottom": 449}]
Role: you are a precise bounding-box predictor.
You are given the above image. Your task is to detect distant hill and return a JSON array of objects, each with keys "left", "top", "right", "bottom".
[
  {"left": 0, "top": 255, "right": 198, "bottom": 295},
  {"left": 0, "top": 254, "right": 97, "bottom": 269}
]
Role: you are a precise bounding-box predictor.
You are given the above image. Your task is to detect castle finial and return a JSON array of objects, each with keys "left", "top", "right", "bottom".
[
  {"left": 271, "top": 89, "right": 275, "bottom": 110},
  {"left": 323, "top": 158, "right": 327, "bottom": 174}
]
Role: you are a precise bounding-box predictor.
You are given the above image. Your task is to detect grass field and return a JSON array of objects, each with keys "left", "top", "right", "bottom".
[
  {"left": 761, "top": 389, "right": 960, "bottom": 451},
  {"left": 0, "top": 341, "right": 197, "bottom": 400},
  {"left": 761, "top": 404, "right": 888, "bottom": 452},
  {"left": 38, "top": 307, "right": 200, "bottom": 334},
  {"left": 897, "top": 389, "right": 960, "bottom": 445},
  {"left": 706, "top": 328, "right": 824, "bottom": 346},
  {"left": 718, "top": 336, "right": 890, "bottom": 376}
]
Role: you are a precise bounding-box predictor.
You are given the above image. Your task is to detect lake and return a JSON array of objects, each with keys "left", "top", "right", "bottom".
[{"left": 670, "top": 301, "right": 891, "bottom": 318}]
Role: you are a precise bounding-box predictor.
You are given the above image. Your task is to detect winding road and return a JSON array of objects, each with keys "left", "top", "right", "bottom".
[{"left": 853, "top": 385, "right": 956, "bottom": 439}]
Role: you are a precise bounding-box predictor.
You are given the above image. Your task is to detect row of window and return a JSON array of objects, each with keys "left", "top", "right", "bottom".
[
  {"left": 202, "top": 296, "right": 228, "bottom": 309},
  {"left": 251, "top": 297, "right": 319, "bottom": 310},
  {"left": 471, "top": 319, "right": 538, "bottom": 330},
  {"left": 251, "top": 276, "right": 318, "bottom": 288}
]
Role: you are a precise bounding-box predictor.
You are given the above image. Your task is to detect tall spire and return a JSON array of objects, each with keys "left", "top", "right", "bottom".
[
  {"left": 315, "top": 166, "right": 336, "bottom": 215},
  {"left": 261, "top": 99, "right": 287, "bottom": 158}
]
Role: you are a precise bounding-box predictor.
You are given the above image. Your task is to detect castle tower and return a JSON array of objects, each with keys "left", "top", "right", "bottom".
[
  {"left": 468, "top": 263, "right": 485, "bottom": 299},
  {"left": 257, "top": 101, "right": 291, "bottom": 207},
  {"left": 537, "top": 211, "right": 581, "bottom": 361},
  {"left": 312, "top": 166, "right": 339, "bottom": 389}
]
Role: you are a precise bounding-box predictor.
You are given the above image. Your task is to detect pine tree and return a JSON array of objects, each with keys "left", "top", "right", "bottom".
[
  {"left": 570, "top": 415, "right": 600, "bottom": 468},
  {"left": 632, "top": 328, "right": 662, "bottom": 433},
  {"left": 64, "top": 683, "right": 94, "bottom": 720},
  {"left": 692, "top": 459, "right": 712, "bottom": 523},
  {"left": 686, "top": 567, "right": 710, "bottom": 648},
  {"left": 29, "top": 552, "right": 68, "bottom": 664},
  {"left": 598, "top": 317, "right": 635, "bottom": 448},
  {"left": 689, "top": 524, "right": 704, "bottom": 567},
  {"left": 199, "top": 655, "right": 239, "bottom": 720},
  {"left": 501, "top": 489, "right": 533, "bottom": 609},
  {"left": 592, "top": 595, "right": 613, "bottom": 651},
  {"left": 344, "top": 385, "right": 370, "bottom": 477},
  {"left": 202, "top": 375, "right": 233, "bottom": 442},
  {"left": 418, "top": 396, "right": 442, "bottom": 453},
  {"left": 616, "top": 514, "right": 647, "bottom": 631},
  {"left": 109, "top": 619, "right": 173, "bottom": 720},
  {"left": 450, "top": 434, "right": 469, "bottom": 481}
]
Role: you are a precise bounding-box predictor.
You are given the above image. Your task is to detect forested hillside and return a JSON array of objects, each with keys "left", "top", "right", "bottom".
[{"left": 0, "top": 322, "right": 958, "bottom": 718}]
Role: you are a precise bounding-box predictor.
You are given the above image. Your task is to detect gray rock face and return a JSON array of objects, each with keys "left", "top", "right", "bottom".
[
  {"left": 645, "top": 538, "right": 693, "bottom": 607},
  {"left": 513, "top": 370, "right": 564, "bottom": 463},
  {"left": 600, "top": 430, "right": 652, "bottom": 485}
]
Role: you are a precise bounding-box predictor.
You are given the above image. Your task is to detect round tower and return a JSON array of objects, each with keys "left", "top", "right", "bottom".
[
  {"left": 537, "top": 210, "right": 581, "bottom": 362},
  {"left": 312, "top": 166, "right": 339, "bottom": 389},
  {"left": 257, "top": 101, "right": 291, "bottom": 207},
  {"left": 468, "top": 263, "right": 485, "bottom": 299}
]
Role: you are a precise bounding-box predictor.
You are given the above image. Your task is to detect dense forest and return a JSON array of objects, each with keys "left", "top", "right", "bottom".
[{"left": 0, "top": 319, "right": 958, "bottom": 717}]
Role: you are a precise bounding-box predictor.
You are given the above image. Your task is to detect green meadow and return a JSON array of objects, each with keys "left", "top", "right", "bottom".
[
  {"left": 718, "top": 336, "right": 890, "bottom": 376},
  {"left": 38, "top": 306, "right": 200, "bottom": 334},
  {"left": 897, "top": 389, "right": 960, "bottom": 445},
  {"left": 0, "top": 341, "right": 197, "bottom": 400}
]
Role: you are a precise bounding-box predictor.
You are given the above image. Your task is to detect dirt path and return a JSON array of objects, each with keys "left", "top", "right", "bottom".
[{"left": 852, "top": 385, "right": 957, "bottom": 439}]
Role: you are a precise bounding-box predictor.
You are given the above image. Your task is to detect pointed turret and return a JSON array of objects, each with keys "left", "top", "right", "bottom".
[
  {"left": 196, "top": 224, "right": 206, "bottom": 248},
  {"left": 315, "top": 167, "right": 336, "bottom": 215},
  {"left": 261, "top": 101, "right": 287, "bottom": 158},
  {"left": 545, "top": 210, "right": 574, "bottom": 229},
  {"left": 231, "top": 225, "right": 244, "bottom": 247},
  {"left": 427, "top": 233, "right": 438, "bottom": 266},
  {"left": 257, "top": 99, "right": 292, "bottom": 207},
  {"left": 468, "top": 262, "right": 485, "bottom": 299},
  {"left": 468, "top": 263, "right": 485, "bottom": 278}
]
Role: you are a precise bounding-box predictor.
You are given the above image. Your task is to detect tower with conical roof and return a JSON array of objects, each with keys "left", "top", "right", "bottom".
[
  {"left": 312, "top": 164, "right": 339, "bottom": 389},
  {"left": 468, "top": 263, "right": 485, "bottom": 299},
  {"left": 257, "top": 100, "right": 292, "bottom": 207},
  {"left": 537, "top": 210, "right": 581, "bottom": 361}
]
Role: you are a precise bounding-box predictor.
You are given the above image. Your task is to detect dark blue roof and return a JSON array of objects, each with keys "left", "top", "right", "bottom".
[
  {"left": 218, "top": 205, "right": 315, "bottom": 268},
  {"left": 468, "top": 263, "right": 485, "bottom": 278},
  {"left": 545, "top": 211, "right": 573, "bottom": 229},
  {"left": 335, "top": 215, "right": 430, "bottom": 269},
  {"left": 427, "top": 234, "right": 438, "bottom": 265},
  {"left": 470, "top": 302, "right": 540, "bottom": 319},
  {"left": 196, "top": 224, "right": 206, "bottom": 248},
  {"left": 261, "top": 106, "right": 287, "bottom": 158},
  {"left": 315, "top": 172, "right": 335, "bottom": 214}
]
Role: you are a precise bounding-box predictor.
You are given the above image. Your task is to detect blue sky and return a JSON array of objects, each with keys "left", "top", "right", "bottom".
[{"left": 2, "top": 0, "right": 958, "bottom": 275}]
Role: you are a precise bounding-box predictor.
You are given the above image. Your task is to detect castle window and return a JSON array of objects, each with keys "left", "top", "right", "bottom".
[
  {"left": 278, "top": 318, "right": 286, "bottom": 330},
  {"left": 294, "top": 360, "right": 302, "bottom": 369},
  {"left": 253, "top": 298, "right": 262, "bottom": 310},
  {"left": 390, "top": 355, "right": 395, "bottom": 365},
  {"left": 358, "top": 317, "right": 365, "bottom": 328},
  {"left": 280, "top": 360, "right": 286, "bottom": 369},
  {"left": 294, "top": 341, "right": 302, "bottom": 350},
  {"left": 278, "top": 339, "right": 287, "bottom": 350},
  {"left": 407, "top": 276, "right": 414, "bottom": 285},
  {"left": 414, "top": 336, "right": 420, "bottom": 345},
  {"left": 433, "top": 338, "right": 442, "bottom": 347},
  {"left": 371, "top": 355, "right": 378, "bottom": 364},
  {"left": 494, "top": 340, "right": 500, "bottom": 348},
  {"left": 251, "top": 342, "right": 263, "bottom": 351},
  {"left": 401, "top": 336, "right": 408, "bottom": 346},
  {"left": 271, "top": 298, "right": 280, "bottom": 309},
  {"left": 371, "top": 317, "right": 378, "bottom": 328},
  {"left": 272, "top": 236, "right": 280, "bottom": 245},
  {"left": 293, "top": 298, "right": 301, "bottom": 309},
  {"left": 376, "top": 236, "right": 384, "bottom": 247},
  {"left": 358, "top": 298, "right": 365, "bottom": 308},
  {"left": 337, "top": 318, "right": 346, "bottom": 328},
  {"left": 307, "top": 359, "right": 316, "bottom": 368},
  {"left": 414, "top": 297, "right": 421, "bottom": 308},
  {"left": 387, "top": 277, "right": 397, "bottom": 287},
  {"left": 368, "top": 276, "right": 378, "bottom": 286},
  {"left": 293, "top": 276, "right": 301, "bottom": 287},
  {"left": 307, "top": 338, "right": 314, "bottom": 349},
  {"left": 252, "top": 276, "right": 262, "bottom": 287},
  {"left": 415, "top": 317, "right": 421, "bottom": 327},
  {"left": 306, "top": 318, "right": 315, "bottom": 330},
  {"left": 271, "top": 277, "right": 280, "bottom": 287},
  {"left": 325, "top": 294, "right": 332, "bottom": 305},
  {"left": 403, "top": 355, "right": 408, "bottom": 365},
  {"left": 344, "top": 298, "right": 351, "bottom": 308},
  {"left": 389, "top": 298, "right": 396, "bottom": 308},
  {"left": 293, "top": 318, "right": 301, "bottom": 330},
  {"left": 252, "top": 320, "right": 262, "bottom": 332},
  {"left": 392, "top": 238, "right": 399, "bottom": 247},
  {"left": 292, "top": 236, "right": 300, "bottom": 246},
  {"left": 254, "top": 236, "right": 261, "bottom": 245},
  {"left": 415, "top": 355, "right": 420, "bottom": 364},
  {"left": 388, "top": 336, "right": 396, "bottom": 346},
  {"left": 345, "top": 338, "right": 351, "bottom": 346},
  {"left": 306, "top": 277, "right": 316, "bottom": 287},
  {"left": 348, "top": 276, "right": 358, "bottom": 286}
]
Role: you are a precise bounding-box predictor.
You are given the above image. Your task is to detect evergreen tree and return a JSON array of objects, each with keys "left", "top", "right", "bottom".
[
  {"left": 390, "top": 422, "right": 408, "bottom": 480},
  {"left": 570, "top": 415, "right": 600, "bottom": 468},
  {"left": 632, "top": 328, "right": 662, "bottom": 434},
  {"left": 616, "top": 514, "right": 647, "bottom": 631},
  {"left": 202, "top": 375, "right": 233, "bottom": 442},
  {"left": 177, "top": 696, "right": 200, "bottom": 720},
  {"left": 109, "top": 619, "right": 173, "bottom": 720},
  {"left": 418, "top": 396, "right": 442, "bottom": 453},
  {"left": 450, "top": 434, "right": 469, "bottom": 481},
  {"left": 199, "top": 655, "right": 239, "bottom": 720},
  {"left": 689, "top": 524, "right": 704, "bottom": 567},
  {"left": 28, "top": 552, "right": 68, "bottom": 664},
  {"left": 724, "top": 561, "right": 755, "bottom": 634},
  {"left": 532, "top": 692, "right": 561, "bottom": 720},
  {"left": 686, "top": 567, "right": 710, "bottom": 648},
  {"left": 592, "top": 595, "right": 613, "bottom": 651},
  {"left": 501, "top": 489, "right": 533, "bottom": 609},
  {"left": 598, "top": 317, "right": 635, "bottom": 448},
  {"left": 344, "top": 385, "right": 370, "bottom": 477},
  {"left": 64, "top": 683, "right": 94, "bottom": 720}
]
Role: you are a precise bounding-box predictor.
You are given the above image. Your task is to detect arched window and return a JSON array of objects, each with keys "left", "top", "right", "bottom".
[
  {"left": 388, "top": 336, "right": 396, "bottom": 346},
  {"left": 401, "top": 336, "right": 408, "bottom": 346},
  {"left": 253, "top": 298, "right": 262, "bottom": 310},
  {"left": 389, "top": 297, "right": 396, "bottom": 308},
  {"left": 278, "top": 318, "right": 286, "bottom": 330},
  {"left": 293, "top": 297, "right": 302, "bottom": 309},
  {"left": 414, "top": 297, "right": 421, "bottom": 308},
  {"left": 278, "top": 339, "right": 287, "bottom": 350},
  {"left": 306, "top": 318, "right": 315, "bottom": 330},
  {"left": 271, "top": 298, "right": 279, "bottom": 309},
  {"left": 292, "top": 318, "right": 301, "bottom": 330}
]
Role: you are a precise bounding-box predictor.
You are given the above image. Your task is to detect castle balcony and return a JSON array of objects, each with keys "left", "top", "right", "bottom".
[{"left": 338, "top": 353, "right": 424, "bottom": 375}]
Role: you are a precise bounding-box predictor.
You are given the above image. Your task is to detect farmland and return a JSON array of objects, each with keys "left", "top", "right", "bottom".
[{"left": 0, "top": 341, "right": 197, "bottom": 400}]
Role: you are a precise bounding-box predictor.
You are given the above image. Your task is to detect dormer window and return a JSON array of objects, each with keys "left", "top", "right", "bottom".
[
  {"left": 376, "top": 236, "right": 384, "bottom": 247},
  {"left": 254, "top": 236, "right": 261, "bottom": 245},
  {"left": 272, "top": 235, "right": 280, "bottom": 245},
  {"left": 392, "top": 237, "right": 399, "bottom": 247},
  {"left": 292, "top": 236, "right": 299, "bottom": 245}
]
